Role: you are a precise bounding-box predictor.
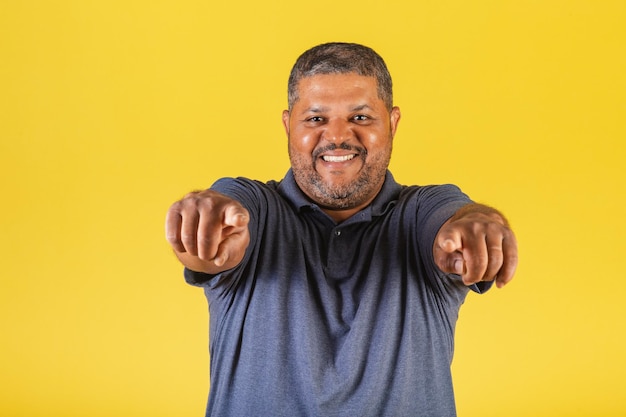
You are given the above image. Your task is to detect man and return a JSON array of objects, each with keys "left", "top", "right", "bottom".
[{"left": 165, "top": 42, "right": 517, "bottom": 416}]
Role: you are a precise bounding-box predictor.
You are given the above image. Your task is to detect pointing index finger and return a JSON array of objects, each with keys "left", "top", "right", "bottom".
[
  {"left": 436, "top": 227, "right": 462, "bottom": 253},
  {"left": 223, "top": 205, "right": 249, "bottom": 227}
]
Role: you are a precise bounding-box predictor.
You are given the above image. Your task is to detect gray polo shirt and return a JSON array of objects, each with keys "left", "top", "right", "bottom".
[{"left": 185, "top": 170, "right": 487, "bottom": 417}]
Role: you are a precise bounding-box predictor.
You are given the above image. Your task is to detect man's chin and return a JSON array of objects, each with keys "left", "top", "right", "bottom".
[
  {"left": 317, "top": 183, "right": 356, "bottom": 199},
  {"left": 313, "top": 184, "right": 362, "bottom": 207}
]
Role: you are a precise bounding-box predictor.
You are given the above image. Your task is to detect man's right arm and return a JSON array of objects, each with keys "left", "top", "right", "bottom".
[{"left": 165, "top": 189, "right": 250, "bottom": 275}]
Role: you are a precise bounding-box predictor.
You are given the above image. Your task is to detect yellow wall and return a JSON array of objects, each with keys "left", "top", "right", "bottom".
[{"left": 1, "top": 1, "right": 624, "bottom": 415}]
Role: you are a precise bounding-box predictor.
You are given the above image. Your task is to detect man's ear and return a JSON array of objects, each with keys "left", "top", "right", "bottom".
[
  {"left": 282, "top": 110, "right": 290, "bottom": 136},
  {"left": 390, "top": 106, "right": 401, "bottom": 138}
]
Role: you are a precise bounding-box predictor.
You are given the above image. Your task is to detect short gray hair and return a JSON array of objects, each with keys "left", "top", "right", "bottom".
[{"left": 287, "top": 42, "right": 393, "bottom": 111}]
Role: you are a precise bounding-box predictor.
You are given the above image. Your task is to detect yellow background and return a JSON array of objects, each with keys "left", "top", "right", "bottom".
[{"left": 1, "top": 1, "right": 624, "bottom": 416}]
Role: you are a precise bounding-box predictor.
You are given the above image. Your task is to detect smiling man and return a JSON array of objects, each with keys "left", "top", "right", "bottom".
[
  {"left": 284, "top": 73, "right": 399, "bottom": 221},
  {"left": 166, "top": 42, "right": 518, "bottom": 417}
]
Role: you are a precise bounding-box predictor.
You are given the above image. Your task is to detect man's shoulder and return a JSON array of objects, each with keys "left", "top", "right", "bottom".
[
  {"left": 395, "top": 183, "right": 468, "bottom": 204},
  {"left": 210, "top": 176, "right": 283, "bottom": 195}
]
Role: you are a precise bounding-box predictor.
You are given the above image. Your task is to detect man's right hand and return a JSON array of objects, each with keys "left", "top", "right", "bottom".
[{"left": 165, "top": 190, "right": 250, "bottom": 274}]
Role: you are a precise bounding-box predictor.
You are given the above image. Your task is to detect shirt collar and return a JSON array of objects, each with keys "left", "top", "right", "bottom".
[{"left": 276, "top": 169, "right": 403, "bottom": 221}]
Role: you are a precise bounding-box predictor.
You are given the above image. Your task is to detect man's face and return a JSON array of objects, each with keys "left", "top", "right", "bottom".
[{"left": 282, "top": 73, "right": 401, "bottom": 219}]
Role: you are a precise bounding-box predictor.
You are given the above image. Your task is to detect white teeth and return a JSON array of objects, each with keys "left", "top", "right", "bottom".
[{"left": 322, "top": 154, "right": 355, "bottom": 162}]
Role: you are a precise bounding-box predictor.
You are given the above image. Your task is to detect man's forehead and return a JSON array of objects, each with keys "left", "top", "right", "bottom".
[
  {"left": 295, "top": 74, "right": 379, "bottom": 99},
  {"left": 290, "top": 73, "right": 386, "bottom": 112}
]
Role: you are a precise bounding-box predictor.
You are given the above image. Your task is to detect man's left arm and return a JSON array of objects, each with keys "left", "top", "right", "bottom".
[{"left": 433, "top": 204, "right": 518, "bottom": 288}]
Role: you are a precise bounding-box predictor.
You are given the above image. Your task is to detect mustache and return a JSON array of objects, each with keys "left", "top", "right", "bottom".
[{"left": 312, "top": 143, "right": 367, "bottom": 159}]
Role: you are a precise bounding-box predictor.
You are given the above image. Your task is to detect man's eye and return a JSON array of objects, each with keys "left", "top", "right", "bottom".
[
  {"left": 307, "top": 116, "right": 324, "bottom": 122},
  {"left": 354, "top": 114, "right": 369, "bottom": 121}
]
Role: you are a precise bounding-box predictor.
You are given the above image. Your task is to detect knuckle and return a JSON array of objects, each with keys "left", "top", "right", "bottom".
[
  {"left": 198, "top": 235, "right": 214, "bottom": 247},
  {"left": 469, "top": 252, "right": 488, "bottom": 266},
  {"left": 507, "top": 253, "right": 520, "bottom": 268},
  {"left": 487, "top": 221, "right": 504, "bottom": 234},
  {"left": 181, "top": 196, "right": 201, "bottom": 210},
  {"left": 165, "top": 233, "right": 179, "bottom": 245},
  {"left": 470, "top": 222, "right": 484, "bottom": 234},
  {"left": 489, "top": 243, "right": 504, "bottom": 256},
  {"left": 168, "top": 201, "right": 184, "bottom": 215},
  {"left": 198, "top": 198, "right": 224, "bottom": 217},
  {"left": 181, "top": 233, "right": 197, "bottom": 245},
  {"left": 183, "top": 190, "right": 202, "bottom": 199}
]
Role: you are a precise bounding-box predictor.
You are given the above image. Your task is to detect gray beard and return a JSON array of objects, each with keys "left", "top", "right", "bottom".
[{"left": 291, "top": 150, "right": 390, "bottom": 210}]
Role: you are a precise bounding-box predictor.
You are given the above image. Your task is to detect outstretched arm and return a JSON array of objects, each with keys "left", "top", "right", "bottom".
[
  {"left": 165, "top": 190, "right": 250, "bottom": 275},
  {"left": 433, "top": 204, "right": 518, "bottom": 288}
]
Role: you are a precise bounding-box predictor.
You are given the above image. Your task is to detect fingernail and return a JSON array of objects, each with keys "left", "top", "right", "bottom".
[{"left": 454, "top": 259, "right": 464, "bottom": 275}]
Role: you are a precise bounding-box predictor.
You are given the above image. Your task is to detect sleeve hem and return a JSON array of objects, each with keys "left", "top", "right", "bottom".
[{"left": 184, "top": 267, "right": 217, "bottom": 287}]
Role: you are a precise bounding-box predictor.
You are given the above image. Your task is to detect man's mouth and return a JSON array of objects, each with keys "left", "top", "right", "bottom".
[{"left": 321, "top": 154, "right": 357, "bottom": 162}]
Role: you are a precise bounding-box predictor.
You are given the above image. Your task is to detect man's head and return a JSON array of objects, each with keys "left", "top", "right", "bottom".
[
  {"left": 287, "top": 42, "right": 394, "bottom": 112},
  {"left": 283, "top": 43, "right": 401, "bottom": 222}
]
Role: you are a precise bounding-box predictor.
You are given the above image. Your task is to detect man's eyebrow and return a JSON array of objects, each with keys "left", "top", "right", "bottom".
[
  {"left": 302, "top": 106, "right": 328, "bottom": 113},
  {"left": 300, "top": 104, "right": 373, "bottom": 114},
  {"left": 351, "top": 104, "right": 373, "bottom": 112}
]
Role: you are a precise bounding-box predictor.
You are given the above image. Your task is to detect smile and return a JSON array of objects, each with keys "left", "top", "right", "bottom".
[{"left": 322, "top": 154, "right": 356, "bottom": 162}]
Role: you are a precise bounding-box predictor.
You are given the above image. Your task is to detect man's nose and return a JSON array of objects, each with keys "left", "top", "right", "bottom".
[{"left": 323, "top": 119, "right": 353, "bottom": 142}]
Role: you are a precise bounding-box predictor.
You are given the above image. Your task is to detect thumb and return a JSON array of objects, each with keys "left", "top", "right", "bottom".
[
  {"left": 445, "top": 251, "right": 466, "bottom": 275},
  {"left": 434, "top": 250, "right": 465, "bottom": 275}
]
